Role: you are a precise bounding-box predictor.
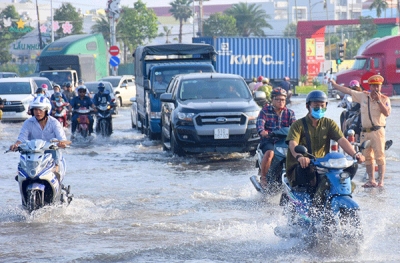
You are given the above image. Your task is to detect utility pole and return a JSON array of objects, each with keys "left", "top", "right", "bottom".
[
  {"left": 194, "top": 0, "right": 209, "bottom": 37},
  {"left": 51, "top": 0, "right": 54, "bottom": 42},
  {"left": 107, "top": 0, "right": 121, "bottom": 76},
  {"left": 36, "top": 0, "right": 43, "bottom": 49}
]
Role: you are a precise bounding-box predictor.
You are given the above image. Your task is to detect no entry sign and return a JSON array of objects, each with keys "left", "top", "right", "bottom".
[{"left": 109, "top": 45, "right": 120, "bottom": 56}]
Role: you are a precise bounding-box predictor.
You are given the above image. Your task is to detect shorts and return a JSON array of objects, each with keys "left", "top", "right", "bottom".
[
  {"left": 259, "top": 139, "right": 274, "bottom": 154},
  {"left": 292, "top": 164, "right": 316, "bottom": 187}
]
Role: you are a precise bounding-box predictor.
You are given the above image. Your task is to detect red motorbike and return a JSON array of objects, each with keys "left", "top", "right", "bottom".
[
  {"left": 75, "top": 107, "right": 92, "bottom": 139},
  {"left": 52, "top": 101, "right": 69, "bottom": 127}
]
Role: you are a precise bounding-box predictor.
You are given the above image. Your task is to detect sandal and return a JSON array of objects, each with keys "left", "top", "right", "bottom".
[{"left": 362, "top": 181, "right": 377, "bottom": 188}]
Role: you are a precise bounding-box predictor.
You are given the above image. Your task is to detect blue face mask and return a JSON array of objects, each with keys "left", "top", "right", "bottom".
[
  {"left": 311, "top": 107, "right": 326, "bottom": 119},
  {"left": 37, "top": 94, "right": 44, "bottom": 97}
]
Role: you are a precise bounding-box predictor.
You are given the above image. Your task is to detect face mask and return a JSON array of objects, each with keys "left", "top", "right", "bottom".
[
  {"left": 311, "top": 107, "right": 326, "bottom": 119},
  {"left": 37, "top": 94, "right": 44, "bottom": 97}
]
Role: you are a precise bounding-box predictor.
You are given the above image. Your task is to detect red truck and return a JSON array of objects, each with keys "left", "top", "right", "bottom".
[{"left": 336, "top": 35, "right": 400, "bottom": 96}]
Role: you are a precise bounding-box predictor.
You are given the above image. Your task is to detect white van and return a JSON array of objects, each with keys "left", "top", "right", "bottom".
[{"left": 0, "top": 78, "right": 37, "bottom": 121}]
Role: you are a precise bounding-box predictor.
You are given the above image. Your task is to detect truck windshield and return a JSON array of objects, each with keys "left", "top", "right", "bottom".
[
  {"left": 352, "top": 59, "right": 367, "bottom": 70},
  {"left": 152, "top": 65, "right": 214, "bottom": 93},
  {"left": 40, "top": 72, "right": 72, "bottom": 86},
  {"left": 179, "top": 78, "right": 251, "bottom": 100},
  {"left": 0, "top": 82, "right": 31, "bottom": 94}
]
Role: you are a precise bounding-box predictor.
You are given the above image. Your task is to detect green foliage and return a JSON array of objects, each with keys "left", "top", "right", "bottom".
[
  {"left": 224, "top": 3, "right": 272, "bottom": 37},
  {"left": 369, "top": 0, "right": 388, "bottom": 18},
  {"left": 0, "top": 63, "right": 35, "bottom": 76},
  {"left": 54, "top": 3, "right": 84, "bottom": 38},
  {"left": 159, "top": 26, "right": 173, "bottom": 43},
  {"left": 284, "top": 23, "right": 297, "bottom": 37},
  {"left": 300, "top": 75, "right": 308, "bottom": 85},
  {"left": 295, "top": 85, "right": 327, "bottom": 95},
  {"left": 312, "top": 78, "right": 321, "bottom": 86},
  {"left": 91, "top": 15, "right": 110, "bottom": 44},
  {"left": 117, "top": 2, "right": 158, "bottom": 55},
  {"left": 169, "top": 0, "right": 192, "bottom": 42},
  {"left": 357, "top": 16, "right": 377, "bottom": 42},
  {"left": 203, "top": 13, "right": 238, "bottom": 37}
]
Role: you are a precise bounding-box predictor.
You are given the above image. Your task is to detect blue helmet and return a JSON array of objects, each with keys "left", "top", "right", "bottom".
[
  {"left": 98, "top": 82, "right": 105, "bottom": 92},
  {"left": 306, "top": 90, "right": 328, "bottom": 104}
]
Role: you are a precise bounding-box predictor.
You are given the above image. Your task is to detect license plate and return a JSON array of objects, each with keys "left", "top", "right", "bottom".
[
  {"left": 214, "top": 128, "right": 229, "bottom": 139},
  {"left": 3, "top": 112, "right": 16, "bottom": 116}
]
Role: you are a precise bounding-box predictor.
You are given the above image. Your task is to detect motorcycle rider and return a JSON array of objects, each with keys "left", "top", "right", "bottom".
[
  {"left": 69, "top": 85, "right": 96, "bottom": 138},
  {"left": 338, "top": 80, "right": 362, "bottom": 139},
  {"left": 92, "top": 82, "right": 114, "bottom": 134},
  {"left": 330, "top": 75, "right": 391, "bottom": 188},
  {"left": 286, "top": 90, "right": 365, "bottom": 213},
  {"left": 41, "top": 83, "right": 51, "bottom": 98},
  {"left": 280, "top": 77, "right": 293, "bottom": 104},
  {"left": 256, "top": 88, "right": 296, "bottom": 189},
  {"left": 51, "top": 92, "right": 69, "bottom": 127},
  {"left": 51, "top": 84, "right": 68, "bottom": 102},
  {"left": 9, "top": 96, "right": 68, "bottom": 180},
  {"left": 256, "top": 78, "right": 273, "bottom": 102},
  {"left": 63, "top": 82, "right": 75, "bottom": 103}
]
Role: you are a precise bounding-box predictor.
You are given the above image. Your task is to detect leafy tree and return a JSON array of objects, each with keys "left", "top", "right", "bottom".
[
  {"left": 203, "top": 13, "right": 237, "bottom": 37},
  {"left": 357, "top": 16, "right": 377, "bottom": 42},
  {"left": 369, "top": 0, "right": 388, "bottom": 18},
  {"left": 116, "top": 2, "right": 158, "bottom": 62},
  {"left": 53, "top": 3, "right": 84, "bottom": 38},
  {"left": 224, "top": 3, "right": 272, "bottom": 37},
  {"left": 159, "top": 26, "right": 173, "bottom": 43},
  {"left": 283, "top": 23, "right": 297, "bottom": 37},
  {"left": 91, "top": 14, "right": 111, "bottom": 44},
  {"left": 169, "top": 0, "right": 192, "bottom": 43}
]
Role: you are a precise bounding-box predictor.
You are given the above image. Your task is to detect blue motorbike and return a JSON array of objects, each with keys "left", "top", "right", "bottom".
[
  {"left": 250, "top": 127, "right": 289, "bottom": 195},
  {"left": 275, "top": 141, "right": 370, "bottom": 248}
]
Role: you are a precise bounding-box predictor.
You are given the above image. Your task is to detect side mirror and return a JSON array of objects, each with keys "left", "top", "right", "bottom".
[
  {"left": 294, "top": 145, "right": 308, "bottom": 154},
  {"left": 160, "top": 93, "right": 174, "bottom": 103},
  {"left": 130, "top": 97, "right": 136, "bottom": 103}
]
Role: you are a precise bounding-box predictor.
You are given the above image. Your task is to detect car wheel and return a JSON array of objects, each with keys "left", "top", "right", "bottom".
[
  {"left": 161, "top": 128, "right": 169, "bottom": 151},
  {"left": 116, "top": 96, "right": 122, "bottom": 108},
  {"left": 113, "top": 105, "right": 119, "bottom": 115},
  {"left": 131, "top": 111, "right": 136, "bottom": 129},
  {"left": 171, "top": 131, "right": 185, "bottom": 157}
]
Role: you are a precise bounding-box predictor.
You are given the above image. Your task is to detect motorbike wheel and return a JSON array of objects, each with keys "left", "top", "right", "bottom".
[
  {"left": 100, "top": 120, "right": 108, "bottom": 137},
  {"left": 266, "top": 159, "right": 283, "bottom": 194},
  {"left": 27, "top": 190, "right": 43, "bottom": 213},
  {"left": 81, "top": 128, "right": 88, "bottom": 138},
  {"left": 339, "top": 208, "right": 363, "bottom": 241}
]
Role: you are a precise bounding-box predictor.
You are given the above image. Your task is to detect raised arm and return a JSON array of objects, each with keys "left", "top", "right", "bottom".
[{"left": 329, "top": 79, "right": 352, "bottom": 95}]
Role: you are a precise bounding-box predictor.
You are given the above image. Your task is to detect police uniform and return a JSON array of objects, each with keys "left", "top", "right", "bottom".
[{"left": 350, "top": 75, "right": 390, "bottom": 166}]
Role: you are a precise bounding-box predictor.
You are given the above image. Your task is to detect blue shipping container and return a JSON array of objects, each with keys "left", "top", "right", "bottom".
[{"left": 193, "top": 37, "right": 300, "bottom": 83}]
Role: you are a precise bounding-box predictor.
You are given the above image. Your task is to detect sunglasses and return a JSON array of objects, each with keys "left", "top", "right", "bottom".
[
  {"left": 274, "top": 98, "right": 285, "bottom": 102},
  {"left": 312, "top": 107, "right": 326, "bottom": 112},
  {"left": 79, "top": 91, "right": 86, "bottom": 93}
]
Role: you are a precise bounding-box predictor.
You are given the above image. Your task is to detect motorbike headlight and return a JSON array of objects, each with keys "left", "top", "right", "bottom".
[
  {"left": 320, "top": 157, "right": 353, "bottom": 169},
  {"left": 150, "top": 112, "right": 161, "bottom": 119},
  {"left": 177, "top": 112, "right": 195, "bottom": 121},
  {"left": 276, "top": 146, "right": 288, "bottom": 156},
  {"left": 339, "top": 171, "right": 350, "bottom": 179},
  {"left": 245, "top": 110, "right": 259, "bottom": 125}
]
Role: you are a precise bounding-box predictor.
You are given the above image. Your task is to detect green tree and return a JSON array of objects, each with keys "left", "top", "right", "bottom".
[
  {"left": 0, "top": 5, "right": 33, "bottom": 64},
  {"left": 283, "top": 23, "right": 297, "bottom": 37},
  {"left": 91, "top": 14, "right": 111, "bottom": 44},
  {"left": 159, "top": 26, "right": 173, "bottom": 43},
  {"left": 224, "top": 3, "right": 272, "bottom": 37},
  {"left": 357, "top": 16, "right": 377, "bottom": 42},
  {"left": 203, "top": 13, "right": 237, "bottom": 37},
  {"left": 116, "top": 2, "right": 158, "bottom": 62},
  {"left": 369, "top": 0, "right": 388, "bottom": 18},
  {"left": 54, "top": 3, "right": 84, "bottom": 38},
  {"left": 169, "top": 0, "right": 192, "bottom": 43}
]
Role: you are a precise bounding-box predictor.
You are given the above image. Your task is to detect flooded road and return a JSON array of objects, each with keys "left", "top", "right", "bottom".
[{"left": 0, "top": 97, "right": 399, "bottom": 262}]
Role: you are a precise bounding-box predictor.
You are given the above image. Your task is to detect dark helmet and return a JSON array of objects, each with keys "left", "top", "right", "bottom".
[
  {"left": 65, "top": 82, "right": 71, "bottom": 88},
  {"left": 271, "top": 87, "right": 287, "bottom": 98},
  {"left": 98, "top": 82, "right": 105, "bottom": 92},
  {"left": 35, "top": 87, "right": 44, "bottom": 94},
  {"left": 54, "top": 92, "right": 62, "bottom": 98},
  {"left": 306, "top": 90, "right": 328, "bottom": 104}
]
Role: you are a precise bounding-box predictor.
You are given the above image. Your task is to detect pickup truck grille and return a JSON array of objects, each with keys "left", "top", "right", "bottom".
[
  {"left": 195, "top": 112, "right": 246, "bottom": 126},
  {"left": 3, "top": 101, "right": 26, "bottom": 113}
]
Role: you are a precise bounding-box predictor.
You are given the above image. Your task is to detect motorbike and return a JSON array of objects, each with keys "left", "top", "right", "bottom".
[
  {"left": 250, "top": 127, "right": 289, "bottom": 195},
  {"left": 339, "top": 95, "right": 361, "bottom": 141},
  {"left": 275, "top": 141, "right": 370, "bottom": 248},
  {"left": 52, "top": 101, "right": 69, "bottom": 128},
  {"left": 74, "top": 107, "right": 93, "bottom": 140},
  {"left": 95, "top": 102, "right": 113, "bottom": 137},
  {"left": 7, "top": 139, "right": 73, "bottom": 213}
]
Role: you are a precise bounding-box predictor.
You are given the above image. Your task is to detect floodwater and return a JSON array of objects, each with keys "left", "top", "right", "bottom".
[{"left": 0, "top": 97, "right": 399, "bottom": 262}]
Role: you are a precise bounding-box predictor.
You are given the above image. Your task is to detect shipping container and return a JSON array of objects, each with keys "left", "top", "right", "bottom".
[{"left": 193, "top": 37, "right": 300, "bottom": 85}]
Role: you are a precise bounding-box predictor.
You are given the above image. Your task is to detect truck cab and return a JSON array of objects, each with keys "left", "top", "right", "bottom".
[
  {"left": 39, "top": 70, "right": 79, "bottom": 88},
  {"left": 132, "top": 43, "right": 217, "bottom": 140}
]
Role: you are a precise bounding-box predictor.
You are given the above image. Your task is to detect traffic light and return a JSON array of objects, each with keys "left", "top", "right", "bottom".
[
  {"left": 338, "top": 43, "right": 345, "bottom": 63},
  {"left": 336, "top": 58, "right": 342, "bottom": 65}
]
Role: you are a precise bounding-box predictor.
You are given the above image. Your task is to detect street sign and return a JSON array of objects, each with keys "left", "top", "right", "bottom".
[
  {"left": 109, "top": 45, "right": 120, "bottom": 56},
  {"left": 109, "top": 56, "right": 120, "bottom": 67}
]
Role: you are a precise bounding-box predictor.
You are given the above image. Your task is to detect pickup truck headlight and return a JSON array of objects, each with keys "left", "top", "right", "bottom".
[
  {"left": 150, "top": 112, "right": 161, "bottom": 119},
  {"left": 177, "top": 112, "right": 195, "bottom": 121},
  {"left": 245, "top": 110, "right": 259, "bottom": 125}
]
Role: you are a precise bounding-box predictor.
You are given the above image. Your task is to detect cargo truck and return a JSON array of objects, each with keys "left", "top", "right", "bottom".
[
  {"left": 37, "top": 33, "right": 108, "bottom": 87},
  {"left": 192, "top": 37, "right": 300, "bottom": 86},
  {"left": 132, "top": 43, "right": 217, "bottom": 140},
  {"left": 336, "top": 35, "right": 400, "bottom": 96}
]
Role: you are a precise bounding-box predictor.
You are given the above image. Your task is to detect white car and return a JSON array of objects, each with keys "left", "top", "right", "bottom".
[
  {"left": 98, "top": 75, "right": 136, "bottom": 106},
  {"left": 0, "top": 78, "right": 37, "bottom": 121}
]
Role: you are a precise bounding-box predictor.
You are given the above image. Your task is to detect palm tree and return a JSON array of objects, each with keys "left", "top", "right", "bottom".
[
  {"left": 224, "top": 3, "right": 272, "bottom": 37},
  {"left": 159, "top": 26, "right": 173, "bottom": 43},
  {"left": 369, "top": 0, "right": 388, "bottom": 18},
  {"left": 91, "top": 15, "right": 111, "bottom": 44},
  {"left": 169, "top": 0, "right": 192, "bottom": 43}
]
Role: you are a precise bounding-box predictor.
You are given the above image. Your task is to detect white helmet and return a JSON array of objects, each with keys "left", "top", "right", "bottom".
[{"left": 30, "top": 96, "right": 52, "bottom": 114}]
